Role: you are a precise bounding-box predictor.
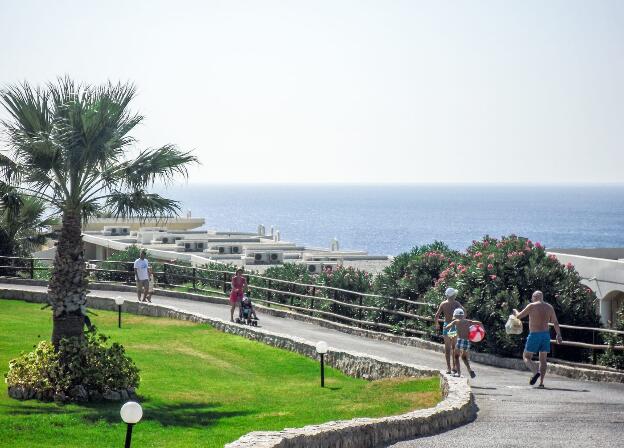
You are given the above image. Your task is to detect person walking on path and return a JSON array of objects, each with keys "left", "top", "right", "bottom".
[
  {"left": 134, "top": 249, "right": 150, "bottom": 302},
  {"left": 229, "top": 269, "right": 247, "bottom": 322},
  {"left": 444, "top": 308, "right": 482, "bottom": 378},
  {"left": 514, "top": 290, "right": 563, "bottom": 388},
  {"left": 434, "top": 287, "right": 465, "bottom": 374}
]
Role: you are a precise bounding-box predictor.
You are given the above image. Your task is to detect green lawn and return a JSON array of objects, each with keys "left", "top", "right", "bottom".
[{"left": 0, "top": 300, "right": 440, "bottom": 447}]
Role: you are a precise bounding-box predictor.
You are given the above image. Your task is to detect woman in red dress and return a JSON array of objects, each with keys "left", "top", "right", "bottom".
[{"left": 229, "top": 269, "right": 247, "bottom": 322}]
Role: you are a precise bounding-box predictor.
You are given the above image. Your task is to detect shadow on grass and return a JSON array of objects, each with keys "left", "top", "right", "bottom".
[{"left": 2, "top": 401, "right": 253, "bottom": 428}]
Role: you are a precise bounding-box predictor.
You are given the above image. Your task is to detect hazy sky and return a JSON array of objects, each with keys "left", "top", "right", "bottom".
[{"left": 1, "top": 0, "right": 623, "bottom": 184}]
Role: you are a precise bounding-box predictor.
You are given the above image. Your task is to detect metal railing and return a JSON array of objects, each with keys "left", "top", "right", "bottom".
[{"left": 2, "top": 255, "right": 623, "bottom": 358}]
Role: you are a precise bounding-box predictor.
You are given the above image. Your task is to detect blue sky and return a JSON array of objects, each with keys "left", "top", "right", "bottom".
[{"left": 1, "top": 0, "right": 622, "bottom": 183}]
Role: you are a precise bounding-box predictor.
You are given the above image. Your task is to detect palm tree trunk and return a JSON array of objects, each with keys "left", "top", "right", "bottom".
[{"left": 49, "top": 209, "right": 87, "bottom": 346}]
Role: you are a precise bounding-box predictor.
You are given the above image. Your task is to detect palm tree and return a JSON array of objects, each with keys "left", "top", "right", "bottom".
[
  {"left": 0, "top": 185, "right": 56, "bottom": 257},
  {"left": 0, "top": 77, "right": 198, "bottom": 345}
]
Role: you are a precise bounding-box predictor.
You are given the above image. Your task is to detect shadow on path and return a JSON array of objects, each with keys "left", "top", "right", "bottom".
[{"left": 535, "top": 387, "right": 590, "bottom": 392}]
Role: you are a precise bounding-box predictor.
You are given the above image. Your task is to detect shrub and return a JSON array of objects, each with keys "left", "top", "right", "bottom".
[
  {"left": 316, "top": 266, "right": 373, "bottom": 319},
  {"left": 92, "top": 245, "right": 143, "bottom": 282},
  {"left": 196, "top": 261, "right": 238, "bottom": 291},
  {"left": 33, "top": 260, "right": 52, "bottom": 280},
  {"left": 427, "top": 235, "right": 601, "bottom": 360},
  {"left": 5, "top": 328, "right": 140, "bottom": 402},
  {"left": 251, "top": 264, "right": 316, "bottom": 306},
  {"left": 373, "top": 243, "right": 462, "bottom": 335},
  {"left": 599, "top": 309, "right": 624, "bottom": 369}
]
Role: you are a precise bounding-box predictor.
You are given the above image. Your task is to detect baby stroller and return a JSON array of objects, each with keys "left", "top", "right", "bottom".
[{"left": 236, "top": 295, "right": 258, "bottom": 326}]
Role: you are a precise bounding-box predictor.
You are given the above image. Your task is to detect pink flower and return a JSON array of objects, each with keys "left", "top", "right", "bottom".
[
  {"left": 461, "top": 268, "right": 467, "bottom": 273},
  {"left": 477, "top": 262, "right": 484, "bottom": 268},
  {"left": 488, "top": 254, "right": 494, "bottom": 260},
  {"left": 566, "top": 262, "right": 574, "bottom": 270},
  {"left": 548, "top": 254, "right": 557, "bottom": 261},
  {"left": 487, "top": 264, "right": 494, "bottom": 270},
  {"left": 490, "top": 275, "right": 497, "bottom": 280},
  {"left": 535, "top": 242, "right": 543, "bottom": 249},
  {"left": 449, "top": 262, "right": 456, "bottom": 267},
  {"left": 496, "top": 242, "right": 503, "bottom": 248},
  {"left": 457, "top": 264, "right": 464, "bottom": 270}
]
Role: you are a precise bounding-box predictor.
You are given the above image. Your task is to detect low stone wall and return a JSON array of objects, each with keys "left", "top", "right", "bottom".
[{"left": 0, "top": 291, "right": 475, "bottom": 448}]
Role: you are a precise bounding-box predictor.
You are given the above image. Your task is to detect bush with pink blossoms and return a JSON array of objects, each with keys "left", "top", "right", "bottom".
[
  {"left": 373, "top": 242, "right": 463, "bottom": 334},
  {"left": 426, "top": 235, "right": 601, "bottom": 361}
]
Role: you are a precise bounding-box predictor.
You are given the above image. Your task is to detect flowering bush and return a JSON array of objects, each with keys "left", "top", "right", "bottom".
[
  {"left": 316, "top": 266, "right": 373, "bottom": 319},
  {"left": 252, "top": 264, "right": 316, "bottom": 307},
  {"left": 427, "top": 235, "right": 600, "bottom": 360},
  {"left": 373, "top": 242, "right": 462, "bottom": 334},
  {"left": 5, "top": 329, "right": 140, "bottom": 402},
  {"left": 320, "top": 266, "right": 373, "bottom": 293}
]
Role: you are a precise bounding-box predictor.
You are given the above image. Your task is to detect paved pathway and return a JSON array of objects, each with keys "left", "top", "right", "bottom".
[{"left": 3, "top": 283, "right": 624, "bottom": 447}]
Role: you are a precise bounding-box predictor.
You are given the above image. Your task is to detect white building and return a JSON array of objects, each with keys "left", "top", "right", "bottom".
[{"left": 550, "top": 248, "right": 624, "bottom": 327}]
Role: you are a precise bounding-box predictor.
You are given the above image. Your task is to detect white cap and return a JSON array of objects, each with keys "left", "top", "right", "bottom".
[
  {"left": 445, "top": 287, "right": 458, "bottom": 298},
  {"left": 453, "top": 308, "right": 465, "bottom": 318}
]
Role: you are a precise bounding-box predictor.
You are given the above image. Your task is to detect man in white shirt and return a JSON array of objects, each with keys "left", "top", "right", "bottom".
[{"left": 134, "top": 249, "right": 150, "bottom": 302}]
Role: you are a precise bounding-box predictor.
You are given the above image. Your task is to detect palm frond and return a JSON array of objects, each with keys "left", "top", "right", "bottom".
[
  {"left": 104, "top": 190, "right": 180, "bottom": 220},
  {"left": 113, "top": 145, "right": 199, "bottom": 190},
  {"left": 0, "top": 152, "right": 20, "bottom": 184}
]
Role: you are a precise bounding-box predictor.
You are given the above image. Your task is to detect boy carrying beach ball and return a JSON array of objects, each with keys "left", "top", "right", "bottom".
[{"left": 444, "top": 309, "right": 483, "bottom": 378}]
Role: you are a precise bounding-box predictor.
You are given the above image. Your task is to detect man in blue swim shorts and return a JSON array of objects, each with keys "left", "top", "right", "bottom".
[{"left": 514, "top": 291, "right": 563, "bottom": 388}]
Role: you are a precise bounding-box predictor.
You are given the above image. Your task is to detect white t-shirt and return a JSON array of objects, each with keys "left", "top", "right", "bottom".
[{"left": 134, "top": 258, "right": 149, "bottom": 281}]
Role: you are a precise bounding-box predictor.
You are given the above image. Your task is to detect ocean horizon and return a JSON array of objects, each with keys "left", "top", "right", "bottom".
[{"left": 158, "top": 184, "right": 624, "bottom": 256}]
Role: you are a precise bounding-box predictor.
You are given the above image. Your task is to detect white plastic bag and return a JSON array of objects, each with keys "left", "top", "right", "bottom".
[{"left": 505, "top": 314, "right": 523, "bottom": 335}]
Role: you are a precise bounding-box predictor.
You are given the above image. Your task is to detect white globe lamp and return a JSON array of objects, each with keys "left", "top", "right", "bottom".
[
  {"left": 120, "top": 401, "right": 143, "bottom": 448},
  {"left": 315, "top": 341, "right": 328, "bottom": 387}
]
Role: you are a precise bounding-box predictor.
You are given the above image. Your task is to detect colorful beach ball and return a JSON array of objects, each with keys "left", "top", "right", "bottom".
[{"left": 469, "top": 324, "right": 485, "bottom": 343}]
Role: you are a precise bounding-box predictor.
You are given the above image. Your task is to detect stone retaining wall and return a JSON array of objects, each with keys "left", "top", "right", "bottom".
[{"left": 0, "top": 291, "right": 475, "bottom": 448}]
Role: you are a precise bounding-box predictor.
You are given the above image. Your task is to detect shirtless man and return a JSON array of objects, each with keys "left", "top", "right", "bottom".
[
  {"left": 514, "top": 290, "right": 563, "bottom": 388},
  {"left": 434, "top": 287, "right": 465, "bottom": 374}
]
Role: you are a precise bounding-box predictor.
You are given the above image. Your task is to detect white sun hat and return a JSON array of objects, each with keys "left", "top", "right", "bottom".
[
  {"left": 445, "top": 287, "right": 458, "bottom": 298},
  {"left": 453, "top": 308, "right": 465, "bottom": 318}
]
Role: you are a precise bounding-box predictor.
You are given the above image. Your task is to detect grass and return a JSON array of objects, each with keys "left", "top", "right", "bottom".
[{"left": 0, "top": 300, "right": 440, "bottom": 447}]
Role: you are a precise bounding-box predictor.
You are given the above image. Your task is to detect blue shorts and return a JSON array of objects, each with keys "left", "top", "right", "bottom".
[
  {"left": 456, "top": 338, "right": 471, "bottom": 351},
  {"left": 525, "top": 331, "right": 551, "bottom": 353}
]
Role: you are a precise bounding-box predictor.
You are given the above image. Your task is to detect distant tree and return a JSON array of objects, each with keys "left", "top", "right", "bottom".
[
  {"left": 0, "top": 185, "right": 55, "bottom": 257},
  {"left": 0, "top": 77, "right": 198, "bottom": 345}
]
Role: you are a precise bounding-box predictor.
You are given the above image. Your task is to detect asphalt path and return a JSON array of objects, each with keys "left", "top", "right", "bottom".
[{"left": 3, "top": 283, "right": 624, "bottom": 447}]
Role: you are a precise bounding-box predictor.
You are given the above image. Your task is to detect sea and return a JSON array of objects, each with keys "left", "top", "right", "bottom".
[{"left": 159, "top": 184, "right": 624, "bottom": 256}]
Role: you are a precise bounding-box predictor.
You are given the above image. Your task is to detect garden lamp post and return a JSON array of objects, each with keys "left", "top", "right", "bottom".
[
  {"left": 114, "top": 296, "right": 124, "bottom": 328},
  {"left": 316, "top": 341, "right": 328, "bottom": 387},
  {"left": 120, "top": 401, "right": 143, "bottom": 448}
]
